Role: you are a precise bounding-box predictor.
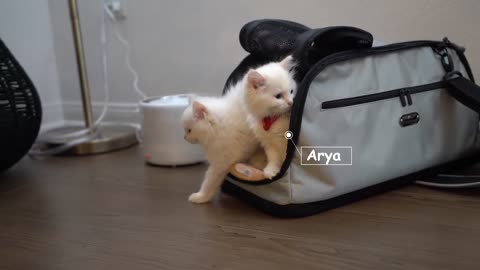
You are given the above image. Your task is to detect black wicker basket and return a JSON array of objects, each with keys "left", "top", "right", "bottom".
[{"left": 0, "top": 38, "right": 42, "bottom": 171}]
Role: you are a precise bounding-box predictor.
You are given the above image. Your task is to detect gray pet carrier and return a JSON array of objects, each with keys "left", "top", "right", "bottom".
[{"left": 221, "top": 20, "right": 480, "bottom": 217}]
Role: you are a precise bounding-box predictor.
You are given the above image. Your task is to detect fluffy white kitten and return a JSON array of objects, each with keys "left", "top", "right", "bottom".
[
  {"left": 182, "top": 82, "right": 259, "bottom": 203},
  {"left": 244, "top": 56, "right": 297, "bottom": 179}
]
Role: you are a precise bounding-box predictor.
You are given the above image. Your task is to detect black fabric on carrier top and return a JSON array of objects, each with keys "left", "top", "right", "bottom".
[
  {"left": 223, "top": 20, "right": 373, "bottom": 93},
  {"left": 239, "top": 19, "right": 311, "bottom": 56},
  {"left": 223, "top": 19, "right": 310, "bottom": 93}
]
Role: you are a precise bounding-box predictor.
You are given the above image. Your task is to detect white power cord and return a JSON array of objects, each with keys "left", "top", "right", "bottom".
[
  {"left": 103, "top": 3, "right": 145, "bottom": 143},
  {"left": 29, "top": 1, "right": 145, "bottom": 156},
  {"left": 103, "top": 5, "right": 146, "bottom": 100}
]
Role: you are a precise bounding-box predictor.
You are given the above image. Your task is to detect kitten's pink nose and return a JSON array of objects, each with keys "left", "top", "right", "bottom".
[{"left": 287, "top": 100, "right": 293, "bottom": 106}]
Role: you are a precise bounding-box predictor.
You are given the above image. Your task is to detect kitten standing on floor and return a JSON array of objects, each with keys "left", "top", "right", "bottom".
[
  {"left": 244, "top": 56, "right": 297, "bottom": 179},
  {"left": 181, "top": 81, "right": 259, "bottom": 203}
]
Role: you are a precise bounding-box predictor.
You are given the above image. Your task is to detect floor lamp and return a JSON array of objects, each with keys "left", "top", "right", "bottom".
[{"left": 42, "top": 0, "right": 138, "bottom": 155}]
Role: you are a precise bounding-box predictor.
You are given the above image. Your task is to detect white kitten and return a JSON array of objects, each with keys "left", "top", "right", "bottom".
[
  {"left": 181, "top": 82, "right": 259, "bottom": 203},
  {"left": 244, "top": 56, "right": 297, "bottom": 179}
]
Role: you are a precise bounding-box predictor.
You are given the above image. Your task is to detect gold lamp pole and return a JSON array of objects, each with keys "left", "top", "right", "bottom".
[
  {"left": 69, "top": 0, "right": 94, "bottom": 128},
  {"left": 42, "top": 0, "right": 138, "bottom": 155}
]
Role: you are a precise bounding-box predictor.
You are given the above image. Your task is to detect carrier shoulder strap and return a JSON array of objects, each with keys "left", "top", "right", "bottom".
[
  {"left": 416, "top": 70, "right": 480, "bottom": 188},
  {"left": 415, "top": 159, "right": 480, "bottom": 188},
  {"left": 446, "top": 75, "right": 480, "bottom": 113},
  {"left": 416, "top": 173, "right": 480, "bottom": 188}
]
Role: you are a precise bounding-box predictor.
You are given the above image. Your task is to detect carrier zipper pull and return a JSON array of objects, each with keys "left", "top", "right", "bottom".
[
  {"left": 399, "top": 90, "right": 407, "bottom": 107},
  {"left": 405, "top": 89, "right": 413, "bottom": 105}
]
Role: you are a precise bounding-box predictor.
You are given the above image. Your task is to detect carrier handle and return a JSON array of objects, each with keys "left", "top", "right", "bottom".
[
  {"left": 291, "top": 27, "right": 373, "bottom": 77},
  {"left": 445, "top": 73, "right": 480, "bottom": 113}
]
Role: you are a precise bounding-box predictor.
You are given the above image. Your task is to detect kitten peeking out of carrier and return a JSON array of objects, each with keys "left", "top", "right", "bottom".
[
  {"left": 181, "top": 56, "right": 296, "bottom": 203},
  {"left": 233, "top": 56, "right": 297, "bottom": 181}
]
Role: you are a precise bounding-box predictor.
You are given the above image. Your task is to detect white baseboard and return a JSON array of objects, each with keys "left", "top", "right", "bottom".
[
  {"left": 62, "top": 101, "right": 140, "bottom": 124},
  {"left": 39, "top": 120, "right": 65, "bottom": 133},
  {"left": 40, "top": 102, "right": 65, "bottom": 131}
]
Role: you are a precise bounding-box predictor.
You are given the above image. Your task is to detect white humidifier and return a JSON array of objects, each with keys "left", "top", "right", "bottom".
[{"left": 139, "top": 95, "right": 205, "bottom": 166}]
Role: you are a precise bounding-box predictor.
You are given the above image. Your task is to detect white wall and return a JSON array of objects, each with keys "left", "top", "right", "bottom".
[
  {"left": 48, "top": 0, "right": 480, "bottom": 123},
  {"left": 0, "top": 0, "right": 64, "bottom": 129}
]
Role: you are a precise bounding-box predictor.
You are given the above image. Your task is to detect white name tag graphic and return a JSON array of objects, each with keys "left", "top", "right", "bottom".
[{"left": 301, "top": 146, "right": 352, "bottom": 166}]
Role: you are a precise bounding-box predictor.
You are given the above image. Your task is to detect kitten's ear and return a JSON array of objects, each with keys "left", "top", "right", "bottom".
[
  {"left": 192, "top": 100, "right": 208, "bottom": 120},
  {"left": 279, "top": 55, "right": 295, "bottom": 71},
  {"left": 247, "top": 70, "right": 266, "bottom": 90}
]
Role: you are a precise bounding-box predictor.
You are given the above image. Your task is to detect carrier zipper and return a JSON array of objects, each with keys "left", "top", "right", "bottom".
[{"left": 321, "top": 81, "right": 445, "bottom": 109}]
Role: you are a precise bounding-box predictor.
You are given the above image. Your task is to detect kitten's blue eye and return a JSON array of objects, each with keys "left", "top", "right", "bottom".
[{"left": 275, "top": 94, "right": 282, "bottom": 99}]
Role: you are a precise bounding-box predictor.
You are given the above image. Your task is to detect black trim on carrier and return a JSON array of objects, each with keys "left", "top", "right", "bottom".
[
  {"left": 222, "top": 154, "right": 480, "bottom": 218},
  {"left": 228, "top": 39, "right": 475, "bottom": 186}
]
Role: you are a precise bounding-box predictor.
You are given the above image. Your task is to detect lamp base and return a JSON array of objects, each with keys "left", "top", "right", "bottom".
[{"left": 38, "top": 124, "right": 138, "bottom": 155}]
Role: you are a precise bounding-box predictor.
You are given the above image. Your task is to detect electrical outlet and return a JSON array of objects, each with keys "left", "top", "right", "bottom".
[{"left": 105, "top": 0, "right": 127, "bottom": 20}]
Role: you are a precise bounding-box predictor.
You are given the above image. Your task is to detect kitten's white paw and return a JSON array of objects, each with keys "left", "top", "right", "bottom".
[
  {"left": 263, "top": 166, "right": 280, "bottom": 179},
  {"left": 188, "top": 192, "right": 211, "bottom": 204}
]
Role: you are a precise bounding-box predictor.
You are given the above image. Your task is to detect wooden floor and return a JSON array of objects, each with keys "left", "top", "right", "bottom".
[{"left": 1, "top": 146, "right": 479, "bottom": 270}]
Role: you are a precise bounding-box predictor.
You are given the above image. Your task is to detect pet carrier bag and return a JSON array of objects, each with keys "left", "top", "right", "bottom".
[{"left": 221, "top": 20, "right": 480, "bottom": 217}]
